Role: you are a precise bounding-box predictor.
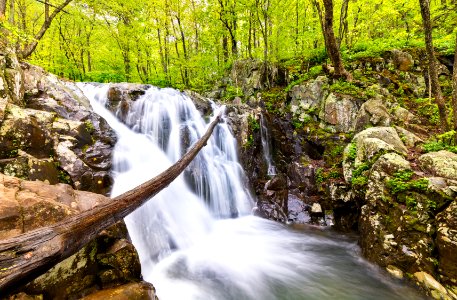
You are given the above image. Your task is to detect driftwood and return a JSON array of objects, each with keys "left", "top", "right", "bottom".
[{"left": 0, "top": 114, "right": 221, "bottom": 295}]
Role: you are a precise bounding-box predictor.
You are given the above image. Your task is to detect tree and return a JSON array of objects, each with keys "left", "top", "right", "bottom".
[
  {"left": 452, "top": 32, "right": 457, "bottom": 139},
  {"left": 19, "top": 0, "right": 73, "bottom": 59},
  {"left": 312, "top": 0, "right": 351, "bottom": 80},
  {"left": 0, "top": 0, "right": 6, "bottom": 17},
  {"left": 0, "top": 114, "right": 221, "bottom": 295},
  {"left": 418, "top": 0, "right": 448, "bottom": 131}
]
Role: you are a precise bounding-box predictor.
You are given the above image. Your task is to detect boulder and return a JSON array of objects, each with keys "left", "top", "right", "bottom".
[
  {"left": 81, "top": 282, "right": 158, "bottom": 300},
  {"left": 319, "top": 93, "right": 359, "bottom": 133},
  {"left": 230, "top": 59, "right": 288, "bottom": 97},
  {"left": 419, "top": 151, "right": 457, "bottom": 180},
  {"left": 1, "top": 173, "right": 149, "bottom": 299},
  {"left": 353, "top": 98, "right": 391, "bottom": 132},
  {"left": 289, "top": 76, "right": 328, "bottom": 116},
  {"left": 436, "top": 201, "right": 457, "bottom": 283},
  {"left": 390, "top": 49, "right": 414, "bottom": 71}
]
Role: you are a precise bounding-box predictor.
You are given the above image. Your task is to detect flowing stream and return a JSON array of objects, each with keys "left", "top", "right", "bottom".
[
  {"left": 79, "top": 83, "right": 425, "bottom": 300},
  {"left": 260, "top": 113, "right": 276, "bottom": 176}
]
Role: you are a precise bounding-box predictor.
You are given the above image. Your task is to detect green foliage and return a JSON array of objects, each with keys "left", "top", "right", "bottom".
[
  {"left": 223, "top": 85, "right": 243, "bottom": 101},
  {"left": 285, "top": 65, "right": 323, "bottom": 93},
  {"left": 347, "top": 143, "right": 357, "bottom": 162},
  {"left": 84, "top": 120, "right": 95, "bottom": 134},
  {"left": 422, "top": 131, "right": 457, "bottom": 153},
  {"left": 386, "top": 170, "right": 429, "bottom": 197},
  {"left": 248, "top": 115, "right": 260, "bottom": 131},
  {"left": 414, "top": 98, "right": 440, "bottom": 125},
  {"left": 351, "top": 162, "right": 371, "bottom": 187}
]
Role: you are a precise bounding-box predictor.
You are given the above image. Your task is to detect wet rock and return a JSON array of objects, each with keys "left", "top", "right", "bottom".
[
  {"left": 1, "top": 173, "right": 147, "bottom": 299},
  {"left": 0, "top": 104, "right": 55, "bottom": 159},
  {"left": 414, "top": 272, "right": 452, "bottom": 300},
  {"left": 106, "top": 83, "right": 150, "bottom": 113},
  {"left": 353, "top": 98, "right": 391, "bottom": 132},
  {"left": 81, "top": 282, "right": 158, "bottom": 300},
  {"left": 419, "top": 151, "right": 457, "bottom": 180},
  {"left": 386, "top": 265, "right": 404, "bottom": 279},
  {"left": 319, "top": 93, "right": 359, "bottom": 133},
  {"left": 436, "top": 201, "right": 457, "bottom": 283},
  {"left": 265, "top": 174, "right": 287, "bottom": 191},
  {"left": 184, "top": 90, "right": 213, "bottom": 116}
]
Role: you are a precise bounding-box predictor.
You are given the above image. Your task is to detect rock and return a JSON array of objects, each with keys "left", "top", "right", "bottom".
[
  {"left": 265, "top": 174, "right": 287, "bottom": 191},
  {"left": 390, "top": 49, "right": 414, "bottom": 71},
  {"left": 81, "top": 282, "right": 158, "bottom": 300},
  {"left": 436, "top": 201, "right": 457, "bottom": 283},
  {"left": 230, "top": 59, "right": 288, "bottom": 97},
  {"left": 319, "top": 93, "right": 358, "bottom": 133},
  {"left": 289, "top": 76, "right": 328, "bottom": 115},
  {"left": 0, "top": 104, "right": 55, "bottom": 159},
  {"left": 311, "top": 203, "right": 322, "bottom": 214},
  {"left": 106, "top": 83, "right": 150, "bottom": 113},
  {"left": 343, "top": 127, "right": 408, "bottom": 182},
  {"left": 414, "top": 272, "right": 451, "bottom": 300},
  {"left": 419, "top": 151, "right": 457, "bottom": 180},
  {"left": 353, "top": 98, "right": 391, "bottom": 132},
  {"left": 0, "top": 173, "right": 146, "bottom": 299},
  {"left": 184, "top": 90, "right": 213, "bottom": 116},
  {"left": 392, "top": 106, "right": 421, "bottom": 125},
  {"left": 354, "top": 127, "right": 408, "bottom": 156},
  {"left": 386, "top": 265, "right": 404, "bottom": 279},
  {"left": 395, "top": 126, "right": 423, "bottom": 148}
]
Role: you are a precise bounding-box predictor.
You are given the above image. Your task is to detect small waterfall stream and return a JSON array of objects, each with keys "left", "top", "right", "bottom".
[
  {"left": 79, "top": 83, "right": 425, "bottom": 300},
  {"left": 260, "top": 113, "right": 276, "bottom": 176}
]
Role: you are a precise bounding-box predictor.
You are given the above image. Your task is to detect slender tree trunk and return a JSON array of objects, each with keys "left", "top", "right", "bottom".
[
  {"left": 338, "top": 0, "right": 349, "bottom": 47},
  {"left": 8, "top": 0, "right": 13, "bottom": 24},
  {"left": 0, "top": 0, "right": 6, "bottom": 17},
  {"left": 176, "top": 15, "right": 189, "bottom": 86},
  {"left": 452, "top": 32, "right": 457, "bottom": 140},
  {"left": 0, "top": 114, "right": 222, "bottom": 296},
  {"left": 157, "top": 27, "right": 168, "bottom": 79},
  {"left": 222, "top": 35, "right": 228, "bottom": 63},
  {"left": 19, "top": 0, "right": 73, "bottom": 59},
  {"left": 248, "top": 11, "right": 253, "bottom": 58},
  {"left": 419, "top": 0, "right": 448, "bottom": 131}
]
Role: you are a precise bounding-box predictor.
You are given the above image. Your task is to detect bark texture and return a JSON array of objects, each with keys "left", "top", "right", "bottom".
[
  {"left": 419, "top": 0, "right": 448, "bottom": 131},
  {"left": 0, "top": 114, "right": 221, "bottom": 295},
  {"left": 452, "top": 32, "right": 457, "bottom": 139}
]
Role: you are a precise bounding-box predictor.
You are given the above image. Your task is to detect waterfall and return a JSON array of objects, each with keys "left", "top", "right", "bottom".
[
  {"left": 79, "top": 83, "right": 425, "bottom": 300},
  {"left": 260, "top": 113, "right": 276, "bottom": 176}
]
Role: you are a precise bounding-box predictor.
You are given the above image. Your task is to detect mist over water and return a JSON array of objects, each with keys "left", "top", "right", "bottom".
[{"left": 79, "top": 83, "right": 425, "bottom": 300}]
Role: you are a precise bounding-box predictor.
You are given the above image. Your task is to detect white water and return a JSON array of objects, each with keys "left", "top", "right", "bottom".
[
  {"left": 79, "top": 83, "right": 424, "bottom": 300},
  {"left": 260, "top": 113, "right": 276, "bottom": 176}
]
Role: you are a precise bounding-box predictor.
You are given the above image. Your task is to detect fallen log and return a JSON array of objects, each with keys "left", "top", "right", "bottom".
[{"left": 0, "top": 114, "right": 221, "bottom": 295}]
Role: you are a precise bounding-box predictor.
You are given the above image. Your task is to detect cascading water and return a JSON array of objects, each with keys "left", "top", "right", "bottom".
[
  {"left": 260, "top": 113, "right": 276, "bottom": 176},
  {"left": 79, "top": 83, "right": 425, "bottom": 300}
]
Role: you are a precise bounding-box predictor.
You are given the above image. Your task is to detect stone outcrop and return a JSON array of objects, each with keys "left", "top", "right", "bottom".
[
  {"left": 0, "top": 62, "right": 115, "bottom": 195},
  {"left": 0, "top": 173, "right": 153, "bottom": 299},
  {"left": 229, "top": 59, "right": 288, "bottom": 98}
]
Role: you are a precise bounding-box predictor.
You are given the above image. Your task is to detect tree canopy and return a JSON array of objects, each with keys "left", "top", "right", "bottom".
[{"left": 0, "top": 0, "right": 456, "bottom": 90}]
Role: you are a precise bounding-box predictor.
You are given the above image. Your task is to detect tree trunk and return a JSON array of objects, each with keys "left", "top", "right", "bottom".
[
  {"left": 419, "top": 0, "right": 448, "bottom": 131},
  {"left": 338, "top": 0, "right": 349, "bottom": 47},
  {"left": 0, "top": 0, "right": 6, "bottom": 17},
  {"left": 0, "top": 114, "right": 222, "bottom": 295},
  {"left": 322, "top": 0, "right": 351, "bottom": 80},
  {"left": 19, "top": 0, "right": 72, "bottom": 59},
  {"left": 452, "top": 32, "right": 457, "bottom": 141}
]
